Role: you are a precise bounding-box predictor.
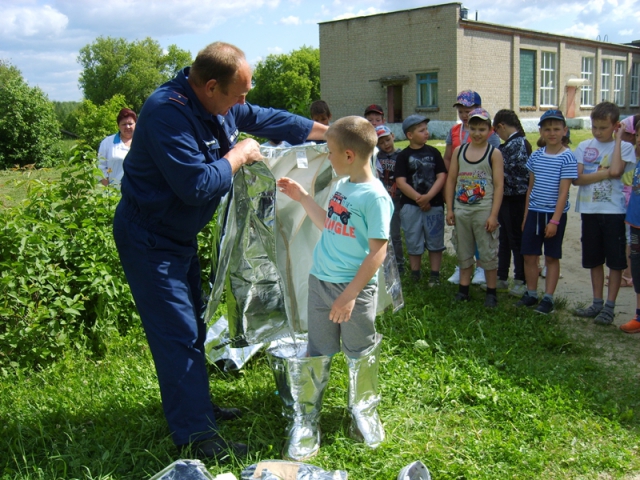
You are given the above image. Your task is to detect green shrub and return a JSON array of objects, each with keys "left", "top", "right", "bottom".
[
  {"left": 75, "top": 94, "right": 129, "bottom": 150},
  {"left": 0, "top": 145, "right": 134, "bottom": 368},
  {"left": 0, "top": 78, "right": 63, "bottom": 169}
]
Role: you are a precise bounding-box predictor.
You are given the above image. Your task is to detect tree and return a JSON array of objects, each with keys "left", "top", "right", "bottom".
[
  {"left": 247, "top": 46, "right": 320, "bottom": 117},
  {"left": 0, "top": 61, "right": 62, "bottom": 168},
  {"left": 78, "top": 37, "right": 192, "bottom": 112},
  {"left": 75, "top": 94, "right": 129, "bottom": 150}
]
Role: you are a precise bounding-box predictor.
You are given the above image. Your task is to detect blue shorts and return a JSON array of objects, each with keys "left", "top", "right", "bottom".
[
  {"left": 521, "top": 211, "right": 567, "bottom": 259},
  {"left": 399, "top": 204, "right": 445, "bottom": 255}
]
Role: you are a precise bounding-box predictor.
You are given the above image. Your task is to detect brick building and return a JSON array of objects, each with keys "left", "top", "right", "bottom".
[{"left": 319, "top": 2, "right": 640, "bottom": 136}]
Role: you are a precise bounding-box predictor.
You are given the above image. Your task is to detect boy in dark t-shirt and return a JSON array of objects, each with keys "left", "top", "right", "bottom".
[
  {"left": 395, "top": 115, "right": 447, "bottom": 285},
  {"left": 375, "top": 125, "right": 405, "bottom": 273}
]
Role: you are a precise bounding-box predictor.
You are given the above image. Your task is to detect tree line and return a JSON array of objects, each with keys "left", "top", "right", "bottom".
[{"left": 0, "top": 38, "right": 320, "bottom": 169}]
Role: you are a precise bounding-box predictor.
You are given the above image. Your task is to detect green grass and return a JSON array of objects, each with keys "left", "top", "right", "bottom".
[
  {"left": 3, "top": 135, "right": 640, "bottom": 479},
  {"left": 2, "top": 262, "right": 640, "bottom": 478}
]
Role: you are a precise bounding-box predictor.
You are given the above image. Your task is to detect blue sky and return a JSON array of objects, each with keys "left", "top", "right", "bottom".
[{"left": 1, "top": 0, "right": 638, "bottom": 102}]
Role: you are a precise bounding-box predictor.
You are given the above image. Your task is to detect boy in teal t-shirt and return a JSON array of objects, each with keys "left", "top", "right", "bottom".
[{"left": 276, "top": 116, "right": 392, "bottom": 460}]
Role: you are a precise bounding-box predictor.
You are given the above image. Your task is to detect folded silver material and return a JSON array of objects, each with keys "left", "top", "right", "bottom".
[
  {"left": 347, "top": 333, "right": 385, "bottom": 447},
  {"left": 267, "top": 340, "right": 332, "bottom": 461},
  {"left": 204, "top": 144, "right": 403, "bottom": 366}
]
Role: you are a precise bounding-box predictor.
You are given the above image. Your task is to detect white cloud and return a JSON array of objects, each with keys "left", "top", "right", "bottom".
[
  {"left": 561, "top": 22, "right": 601, "bottom": 40},
  {"left": 280, "top": 15, "right": 301, "bottom": 25},
  {"left": 0, "top": 5, "right": 68, "bottom": 38},
  {"left": 618, "top": 28, "right": 634, "bottom": 36},
  {"left": 267, "top": 46, "right": 284, "bottom": 54}
]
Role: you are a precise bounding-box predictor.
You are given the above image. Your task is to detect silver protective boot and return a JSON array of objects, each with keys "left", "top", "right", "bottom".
[
  {"left": 269, "top": 343, "right": 332, "bottom": 461},
  {"left": 347, "top": 333, "right": 385, "bottom": 447}
]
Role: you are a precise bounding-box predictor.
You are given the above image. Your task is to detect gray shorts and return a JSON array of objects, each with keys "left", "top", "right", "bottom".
[
  {"left": 451, "top": 207, "right": 499, "bottom": 270},
  {"left": 307, "top": 274, "right": 377, "bottom": 358},
  {"left": 399, "top": 204, "right": 445, "bottom": 255}
]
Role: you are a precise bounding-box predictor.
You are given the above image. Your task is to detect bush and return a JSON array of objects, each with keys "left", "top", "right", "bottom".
[
  {"left": 0, "top": 77, "right": 63, "bottom": 169},
  {"left": 0, "top": 145, "right": 134, "bottom": 368},
  {"left": 75, "top": 94, "right": 129, "bottom": 150}
]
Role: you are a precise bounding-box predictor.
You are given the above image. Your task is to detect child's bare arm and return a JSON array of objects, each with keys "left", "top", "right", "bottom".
[
  {"left": 277, "top": 177, "right": 326, "bottom": 230},
  {"left": 608, "top": 123, "right": 626, "bottom": 178},
  {"left": 396, "top": 177, "right": 420, "bottom": 203},
  {"left": 545, "top": 178, "right": 572, "bottom": 238},
  {"left": 330, "top": 238, "right": 388, "bottom": 324},
  {"left": 445, "top": 147, "right": 460, "bottom": 225},
  {"left": 486, "top": 148, "right": 504, "bottom": 232},
  {"left": 423, "top": 172, "right": 447, "bottom": 205}
]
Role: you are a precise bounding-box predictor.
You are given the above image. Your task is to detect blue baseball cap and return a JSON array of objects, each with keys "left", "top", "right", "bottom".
[
  {"left": 453, "top": 90, "right": 482, "bottom": 107},
  {"left": 468, "top": 108, "right": 491, "bottom": 121},
  {"left": 402, "top": 114, "right": 429, "bottom": 134},
  {"left": 375, "top": 125, "right": 393, "bottom": 138},
  {"left": 538, "top": 109, "right": 566, "bottom": 126}
]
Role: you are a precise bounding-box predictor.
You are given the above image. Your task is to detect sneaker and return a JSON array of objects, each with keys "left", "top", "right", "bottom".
[
  {"left": 448, "top": 266, "right": 460, "bottom": 284},
  {"left": 593, "top": 308, "right": 615, "bottom": 325},
  {"left": 620, "top": 317, "right": 640, "bottom": 333},
  {"left": 411, "top": 270, "right": 422, "bottom": 282},
  {"left": 428, "top": 277, "right": 441, "bottom": 287},
  {"left": 484, "top": 294, "right": 498, "bottom": 308},
  {"left": 535, "top": 298, "right": 555, "bottom": 314},
  {"left": 574, "top": 304, "right": 602, "bottom": 318},
  {"left": 471, "top": 267, "right": 486, "bottom": 285},
  {"left": 454, "top": 292, "right": 470, "bottom": 302},
  {"left": 509, "top": 280, "right": 527, "bottom": 297},
  {"left": 516, "top": 292, "right": 538, "bottom": 307}
]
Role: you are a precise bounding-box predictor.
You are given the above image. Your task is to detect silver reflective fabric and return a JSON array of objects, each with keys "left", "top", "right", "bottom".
[
  {"left": 347, "top": 333, "right": 385, "bottom": 447},
  {"left": 397, "top": 461, "right": 432, "bottom": 480},
  {"left": 204, "top": 144, "right": 403, "bottom": 364},
  {"left": 267, "top": 340, "right": 332, "bottom": 461},
  {"left": 204, "top": 316, "right": 263, "bottom": 371},
  {"left": 149, "top": 459, "right": 216, "bottom": 480}
]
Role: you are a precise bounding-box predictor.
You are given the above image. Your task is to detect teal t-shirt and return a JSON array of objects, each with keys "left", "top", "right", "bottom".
[{"left": 310, "top": 177, "right": 393, "bottom": 284}]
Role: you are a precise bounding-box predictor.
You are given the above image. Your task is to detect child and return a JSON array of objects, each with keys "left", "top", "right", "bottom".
[
  {"left": 364, "top": 104, "right": 385, "bottom": 127},
  {"left": 276, "top": 116, "right": 392, "bottom": 459},
  {"left": 375, "top": 125, "right": 405, "bottom": 274},
  {"left": 444, "top": 90, "right": 501, "bottom": 285},
  {"left": 492, "top": 109, "right": 532, "bottom": 297},
  {"left": 395, "top": 115, "right": 447, "bottom": 285},
  {"left": 620, "top": 119, "right": 640, "bottom": 333},
  {"left": 517, "top": 110, "right": 578, "bottom": 314},
  {"left": 572, "top": 102, "right": 636, "bottom": 325},
  {"left": 310, "top": 100, "right": 332, "bottom": 126},
  {"left": 445, "top": 108, "right": 504, "bottom": 307}
]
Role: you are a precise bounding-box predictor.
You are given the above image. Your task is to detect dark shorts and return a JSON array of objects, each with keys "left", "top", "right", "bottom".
[
  {"left": 520, "top": 211, "right": 567, "bottom": 259},
  {"left": 580, "top": 213, "right": 627, "bottom": 270}
]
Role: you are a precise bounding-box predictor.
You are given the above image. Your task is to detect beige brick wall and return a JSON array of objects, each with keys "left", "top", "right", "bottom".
[
  {"left": 320, "top": 3, "right": 461, "bottom": 122},
  {"left": 319, "top": 2, "right": 640, "bottom": 124}
]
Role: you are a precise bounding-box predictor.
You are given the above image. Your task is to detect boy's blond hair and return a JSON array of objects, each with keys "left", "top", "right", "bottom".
[{"left": 325, "top": 116, "right": 377, "bottom": 160}]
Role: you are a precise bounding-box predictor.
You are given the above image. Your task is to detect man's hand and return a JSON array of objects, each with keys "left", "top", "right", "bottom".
[
  {"left": 226, "top": 138, "right": 263, "bottom": 173},
  {"left": 276, "top": 177, "right": 308, "bottom": 202}
]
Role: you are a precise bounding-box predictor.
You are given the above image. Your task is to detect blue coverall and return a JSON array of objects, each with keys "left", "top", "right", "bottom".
[{"left": 113, "top": 67, "right": 313, "bottom": 446}]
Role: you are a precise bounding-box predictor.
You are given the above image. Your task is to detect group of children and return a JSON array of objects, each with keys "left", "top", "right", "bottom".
[{"left": 269, "top": 94, "right": 640, "bottom": 460}]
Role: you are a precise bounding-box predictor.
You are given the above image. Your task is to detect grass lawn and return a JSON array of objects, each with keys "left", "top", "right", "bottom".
[{"left": 2, "top": 132, "right": 640, "bottom": 479}]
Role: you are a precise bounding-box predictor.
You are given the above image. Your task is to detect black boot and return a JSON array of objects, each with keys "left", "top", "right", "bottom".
[
  {"left": 212, "top": 403, "right": 243, "bottom": 421},
  {"left": 179, "top": 435, "right": 248, "bottom": 462}
]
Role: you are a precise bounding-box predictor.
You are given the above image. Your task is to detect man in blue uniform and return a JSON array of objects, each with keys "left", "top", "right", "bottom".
[{"left": 113, "top": 41, "right": 328, "bottom": 461}]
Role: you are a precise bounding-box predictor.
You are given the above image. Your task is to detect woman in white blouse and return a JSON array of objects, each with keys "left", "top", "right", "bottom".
[{"left": 98, "top": 108, "right": 137, "bottom": 186}]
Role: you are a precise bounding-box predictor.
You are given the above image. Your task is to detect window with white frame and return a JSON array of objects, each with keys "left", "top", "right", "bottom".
[
  {"left": 631, "top": 62, "right": 640, "bottom": 107},
  {"left": 580, "top": 57, "right": 594, "bottom": 106},
  {"left": 601, "top": 59, "right": 611, "bottom": 102},
  {"left": 613, "top": 60, "right": 626, "bottom": 106},
  {"left": 416, "top": 73, "right": 438, "bottom": 107},
  {"left": 540, "top": 52, "right": 556, "bottom": 106}
]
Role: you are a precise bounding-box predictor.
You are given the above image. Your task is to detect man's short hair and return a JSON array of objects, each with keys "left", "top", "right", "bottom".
[
  {"left": 326, "top": 116, "right": 377, "bottom": 160},
  {"left": 189, "top": 42, "right": 246, "bottom": 92},
  {"left": 591, "top": 101, "right": 620, "bottom": 124}
]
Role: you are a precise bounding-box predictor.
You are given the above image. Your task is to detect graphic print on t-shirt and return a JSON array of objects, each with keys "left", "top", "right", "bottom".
[
  {"left": 325, "top": 191, "right": 356, "bottom": 238},
  {"left": 455, "top": 170, "right": 488, "bottom": 204},
  {"left": 580, "top": 146, "right": 612, "bottom": 203}
]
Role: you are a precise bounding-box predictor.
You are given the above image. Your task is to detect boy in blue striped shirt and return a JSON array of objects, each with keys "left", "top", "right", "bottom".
[{"left": 517, "top": 110, "right": 578, "bottom": 314}]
